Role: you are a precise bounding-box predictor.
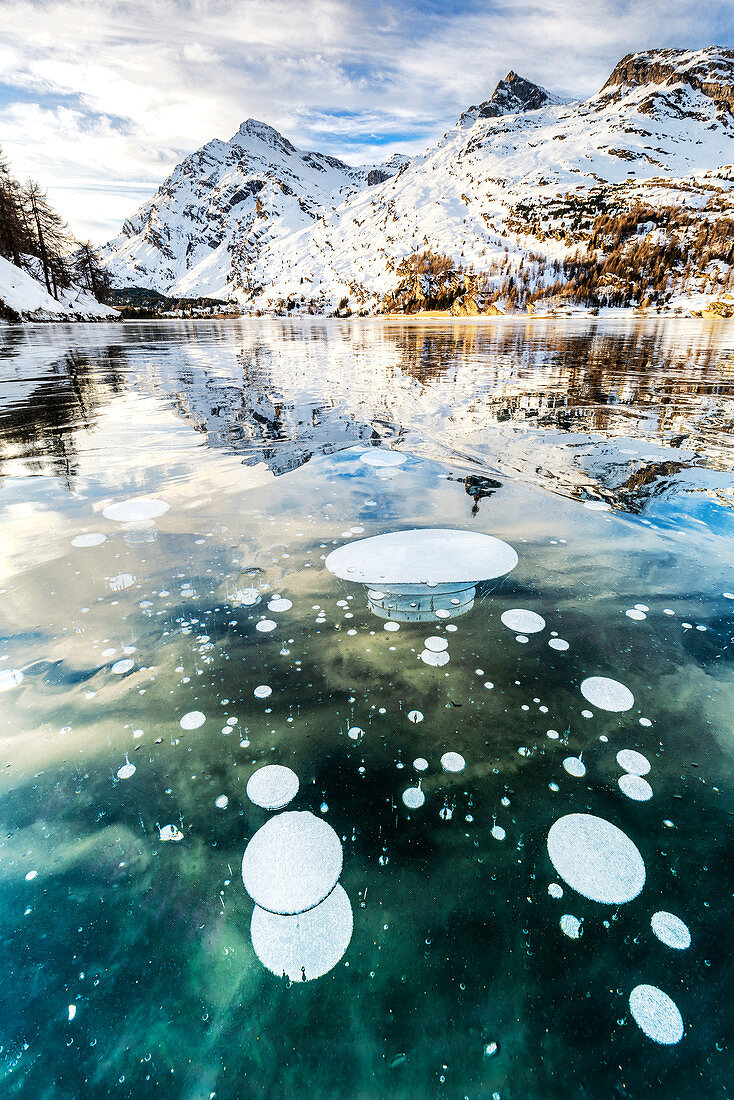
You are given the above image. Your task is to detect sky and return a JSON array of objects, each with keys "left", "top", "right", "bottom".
[{"left": 1, "top": 0, "right": 733, "bottom": 243}]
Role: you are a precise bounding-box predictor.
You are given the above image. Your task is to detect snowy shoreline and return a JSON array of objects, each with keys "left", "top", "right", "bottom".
[
  {"left": 0, "top": 254, "right": 118, "bottom": 324},
  {"left": 4, "top": 306, "right": 731, "bottom": 326}
]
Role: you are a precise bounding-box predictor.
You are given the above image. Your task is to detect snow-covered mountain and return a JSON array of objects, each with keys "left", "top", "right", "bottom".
[
  {"left": 101, "top": 118, "right": 408, "bottom": 299},
  {"left": 103, "top": 47, "right": 734, "bottom": 314}
]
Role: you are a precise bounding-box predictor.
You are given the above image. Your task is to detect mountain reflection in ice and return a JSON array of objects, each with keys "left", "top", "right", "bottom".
[{"left": 2, "top": 317, "right": 733, "bottom": 520}]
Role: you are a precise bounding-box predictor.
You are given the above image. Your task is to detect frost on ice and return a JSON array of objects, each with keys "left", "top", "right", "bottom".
[{"left": 0, "top": 669, "right": 23, "bottom": 692}]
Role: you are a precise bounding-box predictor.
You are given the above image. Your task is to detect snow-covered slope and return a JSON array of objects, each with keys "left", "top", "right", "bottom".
[
  {"left": 0, "top": 255, "right": 118, "bottom": 321},
  {"left": 103, "top": 48, "right": 734, "bottom": 313}
]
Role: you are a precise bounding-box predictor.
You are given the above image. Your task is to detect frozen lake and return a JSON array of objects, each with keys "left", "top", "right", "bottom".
[{"left": 0, "top": 317, "right": 732, "bottom": 1098}]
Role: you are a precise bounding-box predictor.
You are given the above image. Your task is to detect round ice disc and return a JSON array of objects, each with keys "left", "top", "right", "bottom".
[
  {"left": 251, "top": 883, "right": 353, "bottom": 981},
  {"left": 547, "top": 813, "right": 645, "bottom": 904},
  {"left": 246, "top": 765, "right": 299, "bottom": 811},
  {"left": 103, "top": 498, "right": 169, "bottom": 522},
  {"left": 71, "top": 532, "right": 106, "bottom": 547},
  {"left": 500, "top": 609, "right": 546, "bottom": 633},
  {"left": 616, "top": 749, "right": 651, "bottom": 776},
  {"left": 618, "top": 774, "right": 653, "bottom": 801},
  {"left": 325, "top": 528, "right": 518, "bottom": 587},
  {"left": 359, "top": 450, "right": 406, "bottom": 467},
  {"left": 629, "top": 984, "right": 684, "bottom": 1045},
  {"left": 651, "top": 911, "right": 690, "bottom": 950},
  {"left": 242, "top": 810, "right": 343, "bottom": 915},
  {"left": 580, "top": 676, "right": 634, "bottom": 712}
]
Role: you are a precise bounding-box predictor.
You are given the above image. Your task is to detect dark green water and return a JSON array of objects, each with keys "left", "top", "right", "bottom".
[{"left": 0, "top": 317, "right": 732, "bottom": 1099}]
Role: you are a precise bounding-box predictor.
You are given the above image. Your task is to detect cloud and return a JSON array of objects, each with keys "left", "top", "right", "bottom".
[{"left": 1, "top": 0, "right": 732, "bottom": 242}]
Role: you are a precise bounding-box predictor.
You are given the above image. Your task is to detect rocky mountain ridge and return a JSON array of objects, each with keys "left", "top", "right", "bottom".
[
  {"left": 459, "top": 70, "right": 565, "bottom": 127},
  {"left": 103, "top": 46, "right": 734, "bottom": 315}
]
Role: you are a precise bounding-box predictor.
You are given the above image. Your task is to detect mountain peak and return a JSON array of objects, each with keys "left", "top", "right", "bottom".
[
  {"left": 103, "top": 43, "right": 734, "bottom": 317},
  {"left": 459, "top": 71, "right": 562, "bottom": 127},
  {"left": 486, "top": 71, "right": 552, "bottom": 114},
  {"left": 231, "top": 118, "right": 297, "bottom": 156}
]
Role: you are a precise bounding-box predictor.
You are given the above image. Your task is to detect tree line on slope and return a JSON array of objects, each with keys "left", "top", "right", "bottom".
[
  {"left": 509, "top": 203, "right": 734, "bottom": 311},
  {"left": 384, "top": 202, "right": 734, "bottom": 314},
  {"left": 0, "top": 148, "right": 111, "bottom": 304}
]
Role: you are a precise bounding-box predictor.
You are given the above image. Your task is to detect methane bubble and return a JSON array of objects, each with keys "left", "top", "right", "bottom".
[
  {"left": 500, "top": 609, "right": 546, "bottom": 633},
  {"left": 547, "top": 813, "right": 645, "bottom": 904},
  {"left": 629, "top": 985, "right": 684, "bottom": 1045},
  {"left": 246, "top": 765, "right": 299, "bottom": 811},
  {"left": 580, "top": 676, "right": 634, "bottom": 712},
  {"left": 250, "top": 884, "right": 353, "bottom": 981},
  {"left": 103, "top": 498, "right": 169, "bottom": 522},
  {"left": 241, "top": 811, "right": 342, "bottom": 915},
  {"left": 651, "top": 911, "right": 691, "bottom": 950}
]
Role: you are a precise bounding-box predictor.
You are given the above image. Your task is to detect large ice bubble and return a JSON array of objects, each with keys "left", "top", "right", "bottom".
[
  {"left": 242, "top": 810, "right": 343, "bottom": 915},
  {"left": 616, "top": 749, "right": 650, "bottom": 775},
  {"left": 547, "top": 813, "right": 645, "bottom": 904},
  {"left": 500, "top": 609, "right": 546, "bottom": 634},
  {"left": 629, "top": 984, "right": 684, "bottom": 1045},
  {"left": 180, "top": 710, "right": 206, "bottom": 730},
  {"left": 326, "top": 528, "right": 518, "bottom": 625},
  {"left": 359, "top": 450, "right": 406, "bottom": 468},
  {"left": 246, "top": 765, "right": 299, "bottom": 811},
  {"left": 325, "top": 528, "right": 518, "bottom": 588},
  {"left": 251, "top": 883, "right": 353, "bottom": 981},
  {"left": 580, "top": 676, "right": 634, "bottom": 712},
  {"left": 71, "top": 532, "right": 106, "bottom": 548},
  {"left": 651, "top": 911, "right": 691, "bottom": 950},
  {"left": 103, "top": 498, "right": 170, "bottom": 522},
  {"left": 618, "top": 774, "right": 653, "bottom": 801}
]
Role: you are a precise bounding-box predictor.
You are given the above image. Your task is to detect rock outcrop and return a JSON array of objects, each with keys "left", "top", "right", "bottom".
[{"left": 601, "top": 47, "right": 734, "bottom": 115}]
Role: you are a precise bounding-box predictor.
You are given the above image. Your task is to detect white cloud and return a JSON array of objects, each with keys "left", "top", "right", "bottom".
[{"left": 0, "top": 0, "right": 731, "bottom": 242}]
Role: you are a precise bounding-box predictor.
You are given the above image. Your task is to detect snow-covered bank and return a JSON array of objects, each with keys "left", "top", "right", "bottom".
[{"left": 0, "top": 256, "right": 119, "bottom": 322}]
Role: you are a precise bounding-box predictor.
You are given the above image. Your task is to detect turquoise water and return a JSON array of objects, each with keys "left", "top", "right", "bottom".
[{"left": 0, "top": 318, "right": 732, "bottom": 1098}]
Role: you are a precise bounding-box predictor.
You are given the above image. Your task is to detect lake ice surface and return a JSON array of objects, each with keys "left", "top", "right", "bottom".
[{"left": 0, "top": 317, "right": 732, "bottom": 1098}]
